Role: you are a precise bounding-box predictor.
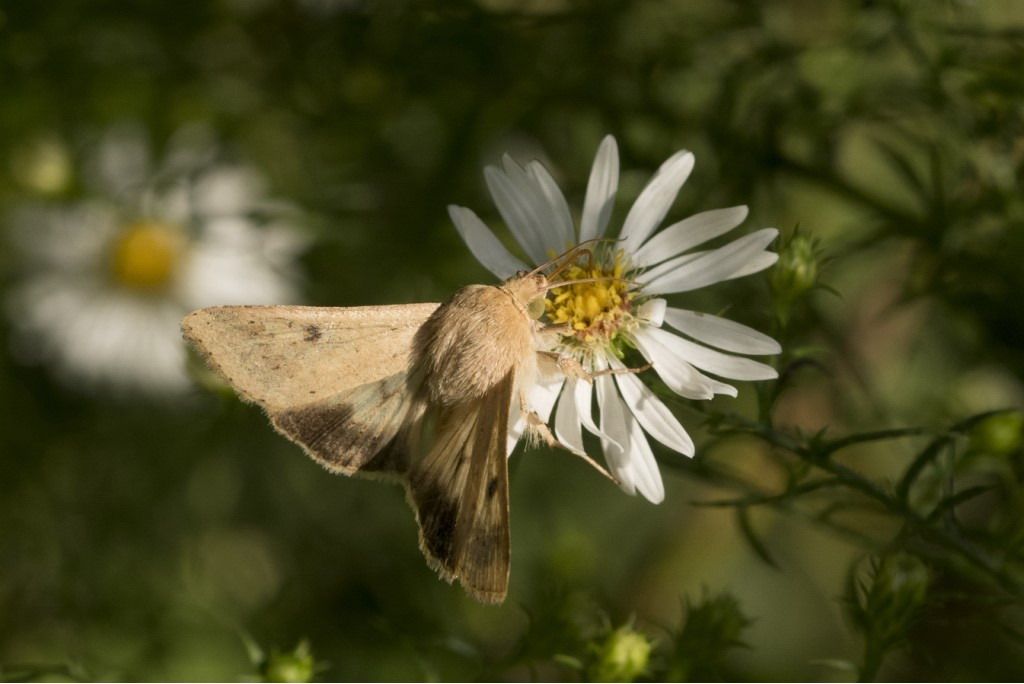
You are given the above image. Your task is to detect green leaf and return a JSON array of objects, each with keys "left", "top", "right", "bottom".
[
  {"left": 736, "top": 507, "right": 779, "bottom": 569},
  {"left": 821, "top": 427, "right": 930, "bottom": 457},
  {"left": 873, "top": 137, "right": 928, "bottom": 201},
  {"left": 951, "top": 408, "right": 1019, "bottom": 433},
  {"left": 896, "top": 435, "right": 952, "bottom": 503},
  {"left": 691, "top": 477, "right": 842, "bottom": 508},
  {"left": 926, "top": 485, "right": 995, "bottom": 523}
]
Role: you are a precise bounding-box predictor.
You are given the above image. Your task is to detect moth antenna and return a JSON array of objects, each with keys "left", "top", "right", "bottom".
[
  {"left": 524, "top": 237, "right": 623, "bottom": 280},
  {"left": 523, "top": 242, "right": 592, "bottom": 279},
  {"left": 540, "top": 275, "right": 640, "bottom": 293},
  {"left": 544, "top": 252, "right": 583, "bottom": 281}
]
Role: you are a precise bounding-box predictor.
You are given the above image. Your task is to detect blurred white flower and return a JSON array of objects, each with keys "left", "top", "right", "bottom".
[
  {"left": 449, "top": 135, "right": 780, "bottom": 503},
  {"left": 6, "top": 124, "right": 307, "bottom": 396}
]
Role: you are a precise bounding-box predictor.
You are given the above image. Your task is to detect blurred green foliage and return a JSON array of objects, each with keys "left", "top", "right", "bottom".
[{"left": 2, "top": 0, "right": 1024, "bottom": 681}]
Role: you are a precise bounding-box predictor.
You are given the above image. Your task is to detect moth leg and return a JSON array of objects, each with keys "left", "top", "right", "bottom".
[
  {"left": 539, "top": 323, "right": 573, "bottom": 336},
  {"left": 517, "top": 389, "right": 553, "bottom": 447},
  {"left": 524, "top": 410, "right": 559, "bottom": 448},
  {"left": 549, "top": 353, "right": 651, "bottom": 382},
  {"left": 518, "top": 392, "right": 619, "bottom": 486}
]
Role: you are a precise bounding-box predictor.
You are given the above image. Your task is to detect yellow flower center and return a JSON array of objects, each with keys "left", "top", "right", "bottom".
[
  {"left": 546, "top": 251, "right": 633, "bottom": 344},
  {"left": 110, "top": 220, "right": 185, "bottom": 291}
]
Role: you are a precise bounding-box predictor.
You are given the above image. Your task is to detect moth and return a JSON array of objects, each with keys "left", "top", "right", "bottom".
[{"left": 182, "top": 263, "right": 609, "bottom": 604}]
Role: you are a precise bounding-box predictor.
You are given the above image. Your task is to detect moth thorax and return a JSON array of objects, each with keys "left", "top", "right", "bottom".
[
  {"left": 110, "top": 220, "right": 186, "bottom": 292},
  {"left": 546, "top": 251, "right": 633, "bottom": 344},
  {"left": 417, "top": 284, "right": 534, "bottom": 407}
]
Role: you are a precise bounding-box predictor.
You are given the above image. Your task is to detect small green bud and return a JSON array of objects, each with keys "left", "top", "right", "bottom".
[
  {"left": 11, "top": 136, "right": 72, "bottom": 195},
  {"left": 668, "top": 592, "right": 750, "bottom": 681},
  {"left": 970, "top": 412, "right": 1024, "bottom": 456},
  {"left": 588, "top": 625, "right": 653, "bottom": 683},
  {"left": 772, "top": 232, "right": 819, "bottom": 301},
  {"left": 262, "top": 640, "right": 315, "bottom": 683}
]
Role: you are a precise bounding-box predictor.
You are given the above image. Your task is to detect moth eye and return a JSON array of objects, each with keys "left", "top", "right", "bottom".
[{"left": 527, "top": 296, "right": 546, "bottom": 320}]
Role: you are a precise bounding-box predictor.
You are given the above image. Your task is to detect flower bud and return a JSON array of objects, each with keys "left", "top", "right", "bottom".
[
  {"left": 11, "top": 136, "right": 71, "bottom": 195},
  {"left": 863, "top": 553, "right": 929, "bottom": 646},
  {"left": 771, "top": 232, "right": 819, "bottom": 302},
  {"left": 588, "top": 625, "right": 653, "bottom": 683},
  {"left": 667, "top": 592, "right": 750, "bottom": 681},
  {"left": 970, "top": 412, "right": 1023, "bottom": 456},
  {"left": 261, "top": 640, "right": 315, "bottom": 683}
]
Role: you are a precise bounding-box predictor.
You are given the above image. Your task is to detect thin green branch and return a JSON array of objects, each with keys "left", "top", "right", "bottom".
[{"left": 688, "top": 406, "right": 1024, "bottom": 597}]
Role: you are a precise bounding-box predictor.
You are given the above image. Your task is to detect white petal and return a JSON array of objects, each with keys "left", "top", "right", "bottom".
[
  {"left": 573, "top": 370, "right": 622, "bottom": 449},
  {"left": 502, "top": 155, "right": 570, "bottom": 258},
  {"left": 619, "top": 150, "right": 695, "bottom": 254},
  {"left": 526, "top": 161, "right": 575, "bottom": 252},
  {"left": 639, "top": 246, "right": 775, "bottom": 287},
  {"left": 640, "top": 228, "right": 778, "bottom": 295},
  {"left": 637, "top": 298, "right": 666, "bottom": 327},
  {"left": 91, "top": 123, "right": 151, "bottom": 198},
  {"left": 484, "top": 164, "right": 549, "bottom": 264},
  {"left": 632, "top": 206, "right": 749, "bottom": 268},
  {"left": 579, "top": 135, "right": 619, "bottom": 242},
  {"left": 448, "top": 205, "right": 528, "bottom": 280},
  {"left": 595, "top": 372, "right": 636, "bottom": 496},
  {"left": 595, "top": 365, "right": 664, "bottom": 503},
  {"left": 178, "top": 220, "right": 299, "bottom": 308},
  {"left": 636, "top": 250, "right": 703, "bottom": 287},
  {"left": 507, "top": 400, "right": 525, "bottom": 456},
  {"left": 554, "top": 378, "right": 586, "bottom": 455},
  {"left": 611, "top": 357, "right": 694, "bottom": 457},
  {"left": 507, "top": 375, "right": 564, "bottom": 456},
  {"left": 193, "top": 166, "right": 265, "bottom": 217},
  {"left": 730, "top": 250, "right": 778, "bottom": 279},
  {"left": 623, "top": 415, "right": 665, "bottom": 504},
  {"left": 150, "top": 182, "right": 191, "bottom": 226},
  {"left": 664, "top": 308, "right": 781, "bottom": 355},
  {"left": 633, "top": 327, "right": 738, "bottom": 399},
  {"left": 643, "top": 326, "right": 777, "bottom": 381},
  {"left": 529, "top": 375, "right": 564, "bottom": 423},
  {"left": 9, "top": 202, "right": 117, "bottom": 267}
]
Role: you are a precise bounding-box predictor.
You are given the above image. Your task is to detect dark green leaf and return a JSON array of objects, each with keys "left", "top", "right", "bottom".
[
  {"left": 736, "top": 507, "right": 779, "bottom": 569},
  {"left": 896, "top": 435, "right": 952, "bottom": 503},
  {"left": 926, "top": 485, "right": 996, "bottom": 523}
]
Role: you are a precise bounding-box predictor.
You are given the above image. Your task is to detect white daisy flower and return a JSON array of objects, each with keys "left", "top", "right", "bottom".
[
  {"left": 6, "top": 124, "right": 306, "bottom": 396},
  {"left": 449, "top": 135, "right": 780, "bottom": 503}
]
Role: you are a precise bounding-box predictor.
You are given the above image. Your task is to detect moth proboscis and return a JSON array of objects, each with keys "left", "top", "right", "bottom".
[{"left": 182, "top": 258, "right": 612, "bottom": 604}]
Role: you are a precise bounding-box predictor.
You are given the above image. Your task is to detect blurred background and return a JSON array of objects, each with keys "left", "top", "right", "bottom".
[{"left": 2, "top": 0, "right": 1024, "bottom": 680}]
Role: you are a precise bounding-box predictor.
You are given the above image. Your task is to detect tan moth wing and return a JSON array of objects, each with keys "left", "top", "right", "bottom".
[
  {"left": 182, "top": 303, "right": 438, "bottom": 475},
  {"left": 182, "top": 303, "right": 438, "bottom": 412},
  {"left": 400, "top": 369, "right": 514, "bottom": 603}
]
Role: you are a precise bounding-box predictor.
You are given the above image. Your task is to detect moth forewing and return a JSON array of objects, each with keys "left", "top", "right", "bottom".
[
  {"left": 406, "top": 370, "right": 515, "bottom": 603},
  {"left": 181, "top": 303, "right": 439, "bottom": 412},
  {"left": 182, "top": 303, "right": 439, "bottom": 477}
]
